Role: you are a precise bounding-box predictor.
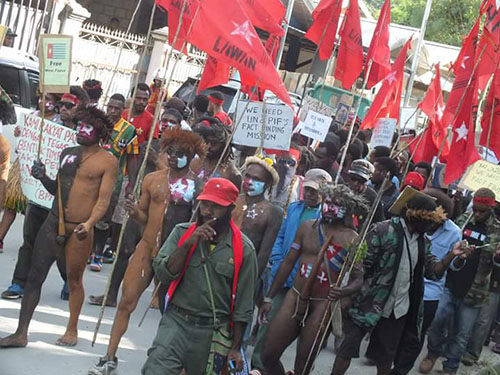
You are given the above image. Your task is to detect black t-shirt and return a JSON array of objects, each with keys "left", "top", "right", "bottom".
[{"left": 446, "top": 220, "right": 488, "bottom": 298}]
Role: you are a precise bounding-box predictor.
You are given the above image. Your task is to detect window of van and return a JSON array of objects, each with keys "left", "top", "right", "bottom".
[
  {"left": 0, "top": 65, "right": 21, "bottom": 104},
  {"left": 27, "top": 70, "right": 39, "bottom": 109}
]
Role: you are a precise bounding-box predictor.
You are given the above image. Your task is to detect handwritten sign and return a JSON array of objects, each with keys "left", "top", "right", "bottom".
[
  {"left": 38, "top": 34, "right": 72, "bottom": 93},
  {"left": 233, "top": 101, "right": 293, "bottom": 150},
  {"left": 370, "top": 118, "right": 397, "bottom": 148},
  {"left": 400, "top": 107, "right": 417, "bottom": 129},
  {"left": 299, "top": 110, "right": 332, "bottom": 142},
  {"left": 17, "top": 114, "right": 77, "bottom": 208},
  {"left": 460, "top": 160, "right": 500, "bottom": 201},
  {"left": 299, "top": 95, "right": 335, "bottom": 122}
]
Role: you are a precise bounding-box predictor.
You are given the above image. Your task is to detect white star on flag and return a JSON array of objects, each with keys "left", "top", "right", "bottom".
[
  {"left": 231, "top": 21, "right": 257, "bottom": 46},
  {"left": 385, "top": 71, "right": 397, "bottom": 84},
  {"left": 461, "top": 56, "right": 470, "bottom": 70},
  {"left": 497, "top": 0, "right": 500, "bottom": 10},
  {"left": 455, "top": 122, "right": 468, "bottom": 142},
  {"left": 436, "top": 104, "right": 445, "bottom": 121}
]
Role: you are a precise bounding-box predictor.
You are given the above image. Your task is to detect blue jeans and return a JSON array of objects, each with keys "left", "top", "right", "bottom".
[{"left": 426, "top": 288, "right": 480, "bottom": 371}]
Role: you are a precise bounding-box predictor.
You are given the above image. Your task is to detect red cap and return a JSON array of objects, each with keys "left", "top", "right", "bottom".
[
  {"left": 60, "top": 93, "right": 79, "bottom": 105},
  {"left": 403, "top": 172, "right": 425, "bottom": 191},
  {"left": 197, "top": 178, "right": 239, "bottom": 207}
]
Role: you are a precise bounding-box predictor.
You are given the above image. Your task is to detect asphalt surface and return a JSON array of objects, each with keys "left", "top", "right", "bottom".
[{"left": 0, "top": 216, "right": 498, "bottom": 375}]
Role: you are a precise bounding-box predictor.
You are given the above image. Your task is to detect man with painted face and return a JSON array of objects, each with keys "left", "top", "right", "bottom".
[
  {"left": 89, "top": 128, "right": 207, "bottom": 374},
  {"left": 332, "top": 195, "right": 472, "bottom": 375},
  {"left": 420, "top": 188, "right": 500, "bottom": 375},
  {"left": 259, "top": 184, "right": 367, "bottom": 375},
  {"left": 191, "top": 117, "right": 242, "bottom": 189},
  {"left": 142, "top": 178, "right": 257, "bottom": 374},
  {"left": 250, "top": 168, "right": 332, "bottom": 372},
  {"left": 271, "top": 147, "right": 303, "bottom": 213},
  {"left": 160, "top": 107, "right": 191, "bottom": 132},
  {"left": 0, "top": 106, "right": 118, "bottom": 348}
]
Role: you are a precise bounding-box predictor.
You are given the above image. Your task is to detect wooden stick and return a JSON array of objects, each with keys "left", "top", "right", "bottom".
[
  {"left": 138, "top": 283, "right": 162, "bottom": 327},
  {"left": 36, "top": 87, "right": 46, "bottom": 160},
  {"left": 91, "top": 0, "right": 192, "bottom": 346},
  {"left": 335, "top": 60, "right": 373, "bottom": 186}
]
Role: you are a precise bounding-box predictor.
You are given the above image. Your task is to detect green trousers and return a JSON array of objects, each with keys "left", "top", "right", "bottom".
[
  {"left": 142, "top": 308, "right": 219, "bottom": 375},
  {"left": 250, "top": 288, "right": 289, "bottom": 371}
]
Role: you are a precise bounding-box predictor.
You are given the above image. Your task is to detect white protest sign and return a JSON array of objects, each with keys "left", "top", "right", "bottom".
[
  {"left": 299, "top": 95, "right": 335, "bottom": 122},
  {"left": 233, "top": 101, "right": 294, "bottom": 150},
  {"left": 370, "top": 118, "right": 397, "bottom": 148},
  {"left": 17, "top": 114, "right": 77, "bottom": 208},
  {"left": 400, "top": 107, "right": 417, "bottom": 130},
  {"left": 299, "top": 110, "right": 332, "bottom": 142}
]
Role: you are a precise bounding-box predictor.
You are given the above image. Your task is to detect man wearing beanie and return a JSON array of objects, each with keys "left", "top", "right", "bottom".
[{"left": 143, "top": 178, "right": 257, "bottom": 374}]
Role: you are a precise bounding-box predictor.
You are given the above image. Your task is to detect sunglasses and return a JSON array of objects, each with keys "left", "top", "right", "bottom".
[
  {"left": 277, "top": 157, "right": 296, "bottom": 167},
  {"left": 165, "top": 146, "right": 185, "bottom": 158},
  {"left": 58, "top": 101, "right": 76, "bottom": 109}
]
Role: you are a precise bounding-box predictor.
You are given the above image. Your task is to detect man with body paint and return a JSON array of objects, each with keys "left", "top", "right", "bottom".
[
  {"left": 0, "top": 106, "right": 118, "bottom": 348},
  {"left": 259, "top": 184, "right": 367, "bottom": 375}
]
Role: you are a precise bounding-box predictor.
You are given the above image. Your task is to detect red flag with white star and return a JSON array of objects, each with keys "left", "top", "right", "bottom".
[
  {"left": 197, "top": 55, "right": 230, "bottom": 93},
  {"left": 361, "top": 38, "right": 411, "bottom": 129},
  {"left": 334, "top": 0, "right": 363, "bottom": 89},
  {"left": 305, "top": 0, "right": 343, "bottom": 60},
  {"left": 444, "top": 82, "right": 481, "bottom": 184},
  {"left": 479, "top": 67, "right": 500, "bottom": 156},
  {"left": 239, "top": 0, "right": 285, "bottom": 36},
  {"left": 365, "top": 0, "right": 391, "bottom": 88},
  {"left": 409, "top": 128, "right": 439, "bottom": 164},
  {"left": 165, "top": 0, "right": 291, "bottom": 107}
]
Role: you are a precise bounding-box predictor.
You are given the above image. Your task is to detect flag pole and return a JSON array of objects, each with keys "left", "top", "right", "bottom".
[
  {"left": 91, "top": 0, "right": 194, "bottom": 346},
  {"left": 275, "top": 0, "right": 295, "bottom": 69},
  {"left": 334, "top": 60, "right": 373, "bottom": 185},
  {"left": 427, "top": 44, "right": 487, "bottom": 187},
  {"left": 486, "top": 69, "right": 498, "bottom": 150}
]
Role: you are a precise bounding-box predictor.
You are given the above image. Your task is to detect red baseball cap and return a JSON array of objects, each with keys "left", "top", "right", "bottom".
[
  {"left": 197, "top": 178, "right": 239, "bottom": 207},
  {"left": 403, "top": 171, "right": 425, "bottom": 191}
]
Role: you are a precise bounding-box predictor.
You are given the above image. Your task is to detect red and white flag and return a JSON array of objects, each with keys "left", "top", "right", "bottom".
[{"left": 334, "top": 0, "right": 363, "bottom": 89}]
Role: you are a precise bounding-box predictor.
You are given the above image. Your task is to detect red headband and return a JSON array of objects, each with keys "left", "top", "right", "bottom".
[
  {"left": 473, "top": 196, "right": 496, "bottom": 207},
  {"left": 289, "top": 148, "right": 301, "bottom": 162},
  {"left": 209, "top": 94, "right": 224, "bottom": 106},
  {"left": 61, "top": 93, "right": 79, "bottom": 105}
]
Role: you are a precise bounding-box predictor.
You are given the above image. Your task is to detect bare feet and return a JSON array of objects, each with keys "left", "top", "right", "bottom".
[
  {"left": 55, "top": 332, "right": 78, "bottom": 347},
  {"left": 0, "top": 333, "right": 28, "bottom": 348},
  {"left": 88, "top": 294, "right": 116, "bottom": 307}
]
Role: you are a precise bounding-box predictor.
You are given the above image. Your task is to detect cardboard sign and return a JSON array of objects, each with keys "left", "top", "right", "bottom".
[
  {"left": 334, "top": 94, "right": 354, "bottom": 128},
  {"left": 389, "top": 186, "right": 436, "bottom": 215},
  {"left": 38, "top": 34, "right": 72, "bottom": 93},
  {"left": 299, "top": 110, "right": 332, "bottom": 142},
  {"left": 460, "top": 160, "right": 500, "bottom": 201},
  {"left": 233, "top": 101, "right": 294, "bottom": 150},
  {"left": 17, "top": 114, "right": 77, "bottom": 208},
  {"left": 0, "top": 25, "right": 7, "bottom": 47},
  {"left": 299, "top": 95, "right": 335, "bottom": 122},
  {"left": 370, "top": 118, "right": 397, "bottom": 148}
]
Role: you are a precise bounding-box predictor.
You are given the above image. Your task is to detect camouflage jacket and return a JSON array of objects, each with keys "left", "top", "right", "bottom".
[
  {"left": 453, "top": 213, "right": 500, "bottom": 307},
  {"left": 348, "top": 217, "right": 441, "bottom": 331}
]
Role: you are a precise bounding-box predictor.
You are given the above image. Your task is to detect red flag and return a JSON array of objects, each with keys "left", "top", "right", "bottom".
[
  {"left": 239, "top": 0, "right": 285, "bottom": 36},
  {"left": 482, "top": 0, "right": 500, "bottom": 44},
  {"left": 305, "top": 0, "right": 343, "bottom": 60},
  {"left": 365, "top": 0, "right": 391, "bottom": 88},
  {"left": 197, "top": 56, "right": 230, "bottom": 93},
  {"left": 480, "top": 67, "right": 500, "bottom": 156},
  {"left": 334, "top": 0, "right": 363, "bottom": 89},
  {"left": 181, "top": 0, "right": 292, "bottom": 107},
  {"left": 476, "top": 26, "right": 500, "bottom": 91},
  {"left": 444, "top": 81, "right": 481, "bottom": 184},
  {"left": 361, "top": 38, "right": 411, "bottom": 129},
  {"left": 442, "top": 19, "right": 480, "bottom": 130},
  {"left": 409, "top": 128, "right": 439, "bottom": 164}
]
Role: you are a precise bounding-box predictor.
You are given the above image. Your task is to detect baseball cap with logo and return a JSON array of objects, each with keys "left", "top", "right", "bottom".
[
  {"left": 303, "top": 169, "right": 333, "bottom": 190},
  {"left": 348, "top": 159, "right": 375, "bottom": 181},
  {"left": 196, "top": 177, "right": 239, "bottom": 207}
]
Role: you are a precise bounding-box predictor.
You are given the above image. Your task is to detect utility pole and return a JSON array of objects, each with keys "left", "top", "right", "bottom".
[
  {"left": 403, "top": 0, "right": 433, "bottom": 107},
  {"left": 275, "top": 0, "right": 296, "bottom": 69}
]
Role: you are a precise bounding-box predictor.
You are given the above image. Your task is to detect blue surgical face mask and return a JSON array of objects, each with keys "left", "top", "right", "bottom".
[{"left": 177, "top": 155, "right": 188, "bottom": 169}]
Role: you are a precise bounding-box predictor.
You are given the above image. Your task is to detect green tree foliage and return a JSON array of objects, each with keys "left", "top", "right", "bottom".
[{"left": 364, "top": 0, "right": 481, "bottom": 46}]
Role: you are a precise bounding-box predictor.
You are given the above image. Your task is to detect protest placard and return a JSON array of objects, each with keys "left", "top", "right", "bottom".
[
  {"left": 333, "top": 94, "right": 353, "bottom": 128},
  {"left": 38, "top": 34, "right": 72, "bottom": 93},
  {"left": 400, "top": 107, "right": 417, "bottom": 129},
  {"left": 460, "top": 160, "right": 500, "bottom": 200},
  {"left": 17, "top": 114, "right": 77, "bottom": 208},
  {"left": 299, "top": 95, "right": 335, "bottom": 122},
  {"left": 0, "top": 25, "right": 7, "bottom": 46},
  {"left": 233, "top": 101, "right": 294, "bottom": 150},
  {"left": 299, "top": 110, "right": 332, "bottom": 142},
  {"left": 370, "top": 118, "right": 397, "bottom": 148}
]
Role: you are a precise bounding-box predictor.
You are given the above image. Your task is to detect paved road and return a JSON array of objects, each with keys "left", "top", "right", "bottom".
[{"left": 0, "top": 216, "right": 497, "bottom": 374}]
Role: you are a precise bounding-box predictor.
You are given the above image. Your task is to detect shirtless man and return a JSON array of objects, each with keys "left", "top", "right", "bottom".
[
  {"left": 0, "top": 106, "right": 118, "bottom": 348},
  {"left": 191, "top": 117, "right": 242, "bottom": 189},
  {"left": 258, "top": 184, "right": 368, "bottom": 375},
  {"left": 87, "top": 128, "right": 206, "bottom": 312}
]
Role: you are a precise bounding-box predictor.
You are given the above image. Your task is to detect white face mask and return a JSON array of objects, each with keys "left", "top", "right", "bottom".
[{"left": 177, "top": 155, "right": 188, "bottom": 169}]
